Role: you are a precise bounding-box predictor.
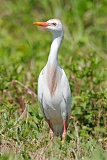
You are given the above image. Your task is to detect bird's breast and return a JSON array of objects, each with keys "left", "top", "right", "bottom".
[{"left": 46, "top": 64, "right": 62, "bottom": 97}]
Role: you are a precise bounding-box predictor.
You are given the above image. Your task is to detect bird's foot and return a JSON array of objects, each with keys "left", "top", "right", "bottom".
[
  {"left": 47, "top": 120, "right": 54, "bottom": 140},
  {"left": 62, "top": 120, "right": 67, "bottom": 141},
  {"left": 49, "top": 130, "right": 54, "bottom": 140},
  {"left": 62, "top": 132, "right": 66, "bottom": 141}
]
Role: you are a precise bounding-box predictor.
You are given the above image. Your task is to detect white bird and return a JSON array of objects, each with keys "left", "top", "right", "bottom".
[{"left": 33, "top": 19, "right": 71, "bottom": 140}]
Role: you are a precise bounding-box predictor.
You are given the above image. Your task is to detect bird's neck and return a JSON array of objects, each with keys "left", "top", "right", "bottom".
[{"left": 47, "top": 31, "right": 63, "bottom": 66}]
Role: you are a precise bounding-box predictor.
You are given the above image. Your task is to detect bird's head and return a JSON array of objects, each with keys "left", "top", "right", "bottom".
[{"left": 33, "top": 19, "right": 63, "bottom": 35}]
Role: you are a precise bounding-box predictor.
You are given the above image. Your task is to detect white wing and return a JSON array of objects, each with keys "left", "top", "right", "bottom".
[
  {"left": 38, "top": 69, "right": 43, "bottom": 102},
  {"left": 38, "top": 68, "right": 47, "bottom": 119},
  {"left": 61, "top": 69, "right": 71, "bottom": 125}
]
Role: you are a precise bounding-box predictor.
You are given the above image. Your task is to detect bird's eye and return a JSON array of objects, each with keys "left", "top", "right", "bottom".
[{"left": 52, "top": 22, "right": 56, "bottom": 26}]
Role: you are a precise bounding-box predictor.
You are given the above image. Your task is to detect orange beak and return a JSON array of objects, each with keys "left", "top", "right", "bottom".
[{"left": 33, "top": 21, "right": 50, "bottom": 27}]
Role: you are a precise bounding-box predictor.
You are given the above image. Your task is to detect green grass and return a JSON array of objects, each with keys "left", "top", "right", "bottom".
[{"left": 0, "top": 0, "right": 107, "bottom": 159}]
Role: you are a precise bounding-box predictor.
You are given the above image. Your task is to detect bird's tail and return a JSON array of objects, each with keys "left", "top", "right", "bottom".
[{"left": 52, "top": 124, "right": 63, "bottom": 136}]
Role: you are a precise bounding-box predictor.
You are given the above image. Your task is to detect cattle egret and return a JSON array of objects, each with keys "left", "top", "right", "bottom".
[{"left": 33, "top": 19, "right": 71, "bottom": 140}]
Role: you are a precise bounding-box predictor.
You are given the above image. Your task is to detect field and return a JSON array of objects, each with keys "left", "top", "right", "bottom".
[{"left": 0, "top": 0, "right": 107, "bottom": 159}]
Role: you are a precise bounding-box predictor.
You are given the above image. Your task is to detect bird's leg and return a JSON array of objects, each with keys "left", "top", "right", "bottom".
[
  {"left": 62, "top": 120, "right": 67, "bottom": 140},
  {"left": 47, "top": 120, "right": 54, "bottom": 139}
]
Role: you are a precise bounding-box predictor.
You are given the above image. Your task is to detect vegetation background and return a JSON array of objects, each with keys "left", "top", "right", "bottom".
[{"left": 0, "top": 0, "right": 107, "bottom": 159}]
